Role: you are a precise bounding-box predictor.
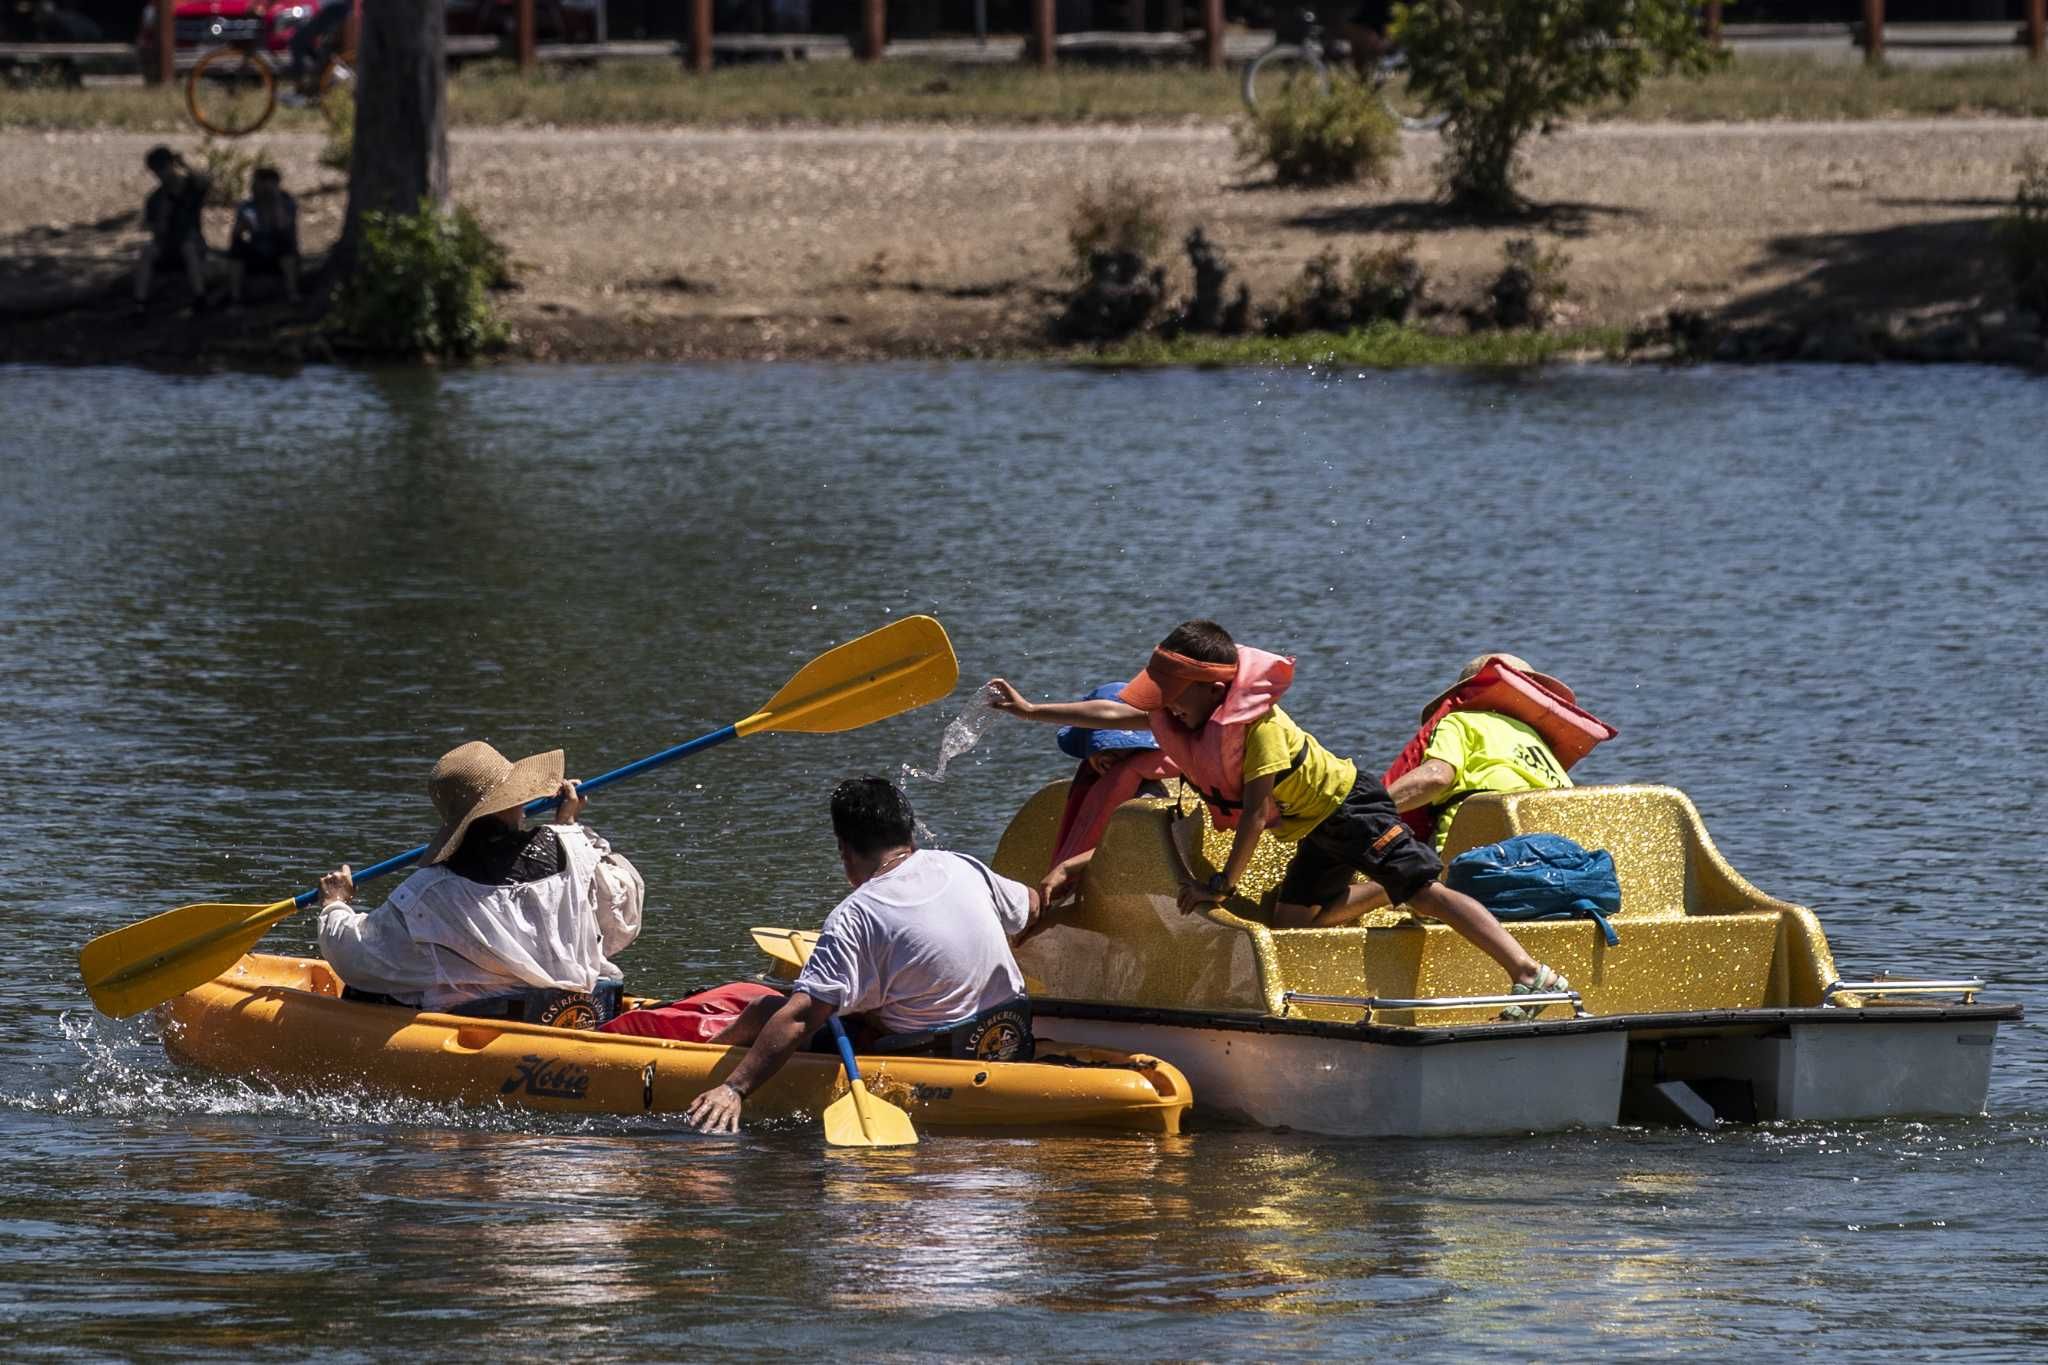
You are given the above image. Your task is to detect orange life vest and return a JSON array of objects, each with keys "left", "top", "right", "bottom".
[
  {"left": 1144, "top": 646, "right": 1295, "bottom": 831},
  {"left": 1050, "top": 751, "right": 1180, "bottom": 870},
  {"left": 1380, "top": 660, "right": 1617, "bottom": 844}
]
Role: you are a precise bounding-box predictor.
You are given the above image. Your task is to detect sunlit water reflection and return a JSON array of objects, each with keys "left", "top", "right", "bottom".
[{"left": 1, "top": 360, "right": 2042, "bottom": 1358}]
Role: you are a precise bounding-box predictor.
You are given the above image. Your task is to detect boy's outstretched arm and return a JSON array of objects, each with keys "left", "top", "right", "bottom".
[{"left": 986, "top": 678, "right": 1148, "bottom": 728}]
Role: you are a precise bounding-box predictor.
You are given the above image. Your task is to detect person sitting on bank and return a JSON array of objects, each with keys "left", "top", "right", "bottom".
[
  {"left": 315, "top": 740, "right": 644, "bottom": 1023},
  {"left": 988, "top": 619, "right": 1570, "bottom": 1015},
  {"left": 227, "top": 167, "right": 302, "bottom": 307},
  {"left": 133, "top": 145, "right": 210, "bottom": 316},
  {"left": 1040, "top": 682, "right": 1178, "bottom": 909},
  {"left": 682, "top": 776, "right": 1042, "bottom": 1136},
  {"left": 1382, "top": 652, "right": 1615, "bottom": 855}
]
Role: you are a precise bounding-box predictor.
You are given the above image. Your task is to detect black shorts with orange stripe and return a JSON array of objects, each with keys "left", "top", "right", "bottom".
[{"left": 1275, "top": 775, "right": 1441, "bottom": 908}]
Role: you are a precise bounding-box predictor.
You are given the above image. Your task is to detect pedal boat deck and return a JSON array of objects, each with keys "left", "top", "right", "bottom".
[{"left": 974, "top": 782, "right": 2019, "bottom": 1137}]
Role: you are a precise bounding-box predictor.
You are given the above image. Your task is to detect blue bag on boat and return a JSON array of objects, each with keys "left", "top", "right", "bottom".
[{"left": 1444, "top": 834, "right": 1622, "bottom": 946}]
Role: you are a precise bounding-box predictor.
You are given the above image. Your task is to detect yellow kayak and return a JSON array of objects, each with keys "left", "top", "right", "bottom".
[{"left": 158, "top": 954, "right": 1192, "bottom": 1135}]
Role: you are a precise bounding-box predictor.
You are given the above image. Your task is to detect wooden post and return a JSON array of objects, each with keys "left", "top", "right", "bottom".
[
  {"left": 1704, "top": 0, "right": 1722, "bottom": 47},
  {"left": 156, "top": 0, "right": 176, "bottom": 86},
  {"left": 861, "top": 0, "right": 885, "bottom": 61},
  {"left": 1202, "top": 0, "right": 1221, "bottom": 70},
  {"left": 516, "top": 0, "right": 536, "bottom": 71},
  {"left": 1126, "top": 0, "right": 1144, "bottom": 32},
  {"left": 1862, "top": 0, "right": 1883, "bottom": 65},
  {"left": 2029, "top": 0, "right": 2045, "bottom": 64},
  {"left": 1163, "top": 0, "right": 1184, "bottom": 36},
  {"left": 1033, "top": 0, "right": 1054, "bottom": 70},
  {"left": 689, "top": 0, "right": 711, "bottom": 72}
]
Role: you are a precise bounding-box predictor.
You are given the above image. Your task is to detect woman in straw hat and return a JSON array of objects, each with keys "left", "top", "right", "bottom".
[{"left": 314, "top": 740, "right": 645, "bottom": 1020}]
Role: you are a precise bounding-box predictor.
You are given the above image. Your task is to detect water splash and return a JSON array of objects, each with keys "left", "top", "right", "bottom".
[{"left": 902, "top": 686, "right": 1000, "bottom": 785}]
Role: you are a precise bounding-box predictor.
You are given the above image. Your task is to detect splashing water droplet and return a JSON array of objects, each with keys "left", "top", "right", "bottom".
[{"left": 901, "top": 686, "right": 1000, "bottom": 785}]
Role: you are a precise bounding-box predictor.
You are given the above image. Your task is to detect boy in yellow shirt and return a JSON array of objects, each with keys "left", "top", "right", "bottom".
[{"left": 990, "top": 620, "right": 1569, "bottom": 1013}]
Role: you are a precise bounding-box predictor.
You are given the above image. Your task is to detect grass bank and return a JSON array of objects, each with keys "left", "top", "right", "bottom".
[
  {"left": 5, "top": 55, "right": 2048, "bottom": 132},
  {"left": 1088, "top": 323, "right": 1633, "bottom": 368}
]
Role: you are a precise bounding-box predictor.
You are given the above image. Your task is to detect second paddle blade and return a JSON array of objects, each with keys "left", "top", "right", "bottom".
[
  {"left": 742, "top": 615, "right": 958, "bottom": 737},
  {"left": 78, "top": 899, "right": 290, "bottom": 1019},
  {"left": 824, "top": 1080, "right": 920, "bottom": 1148}
]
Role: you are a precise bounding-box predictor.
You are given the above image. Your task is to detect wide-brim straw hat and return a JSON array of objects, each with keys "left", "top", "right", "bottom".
[
  {"left": 424, "top": 740, "right": 564, "bottom": 865},
  {"left": 1420, "top": 653, "right": 1576, "bottom": 726}
]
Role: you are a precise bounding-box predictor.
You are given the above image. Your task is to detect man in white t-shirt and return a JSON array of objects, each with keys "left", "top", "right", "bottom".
[{"left": 684, "top": 776, "right": 1042, "bottom": 1135}]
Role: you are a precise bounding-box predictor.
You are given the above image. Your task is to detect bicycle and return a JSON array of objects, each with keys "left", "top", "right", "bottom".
[
  {"left": 1240, "top": 9, "right": 1448, "bottom": 133},
  {"left": 186, "top": 33, "right": 355, "bottom": 138}
]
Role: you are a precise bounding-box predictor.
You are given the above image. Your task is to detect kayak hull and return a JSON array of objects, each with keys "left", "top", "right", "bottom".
[{"left": 158, "top": 954, "right": 1191, "bottom": 1135}]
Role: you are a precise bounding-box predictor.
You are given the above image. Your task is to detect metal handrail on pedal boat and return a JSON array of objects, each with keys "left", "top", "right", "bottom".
[
  {"left": 1280, "top": 989, "right": 1587, "bottom": 1021},
  {"left": 1822, "top": 978, "right": 1985, "bottom": 1005}
]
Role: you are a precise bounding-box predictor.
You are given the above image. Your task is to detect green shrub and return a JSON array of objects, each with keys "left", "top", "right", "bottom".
[
  {"left": 1489, "top": 237, "right": 1570, "bottom": 330},
  {"left": 1268, "top": 241, "right": 1426, "bottom": 335},
  {"left": 1067, "top": 174, "right": 1170, "bottom": 280},
  {"left": 197, "top": 138, "right": 272, "bottom": 207},
  {"left": 1235, "top": 75, "right": 1399, "bottom": 188},
  {"left": 1395, "top": 0, "right": 1719, "bottom": 212},
  {"left": 1996, "top": 151, "right": 2048, "bottom": 333},
  {"left": 327, "top": 199, "right": 510, "bottom": 359},
  {"left": 319, "top": 85, "right": 354, "bottom": 172}
]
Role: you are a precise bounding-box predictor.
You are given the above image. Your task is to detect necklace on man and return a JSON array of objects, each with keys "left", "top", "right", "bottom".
[{"left": 875, "top": 848, "right": 915, "bottom": 877}]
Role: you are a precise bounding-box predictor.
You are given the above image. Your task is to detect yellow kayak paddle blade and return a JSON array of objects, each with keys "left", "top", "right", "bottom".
[
  {"left": 735, "top": 614, "right": 958, "bottom": 738},
  {"left": 78, "top": 897, "right": 296, "bottom": 1019},
  {"left": 750, "top": 926, "right": 818, "bottom": 974},
  {"left": 824, "top": 1077, "right": 920, "bottom": 1148}
]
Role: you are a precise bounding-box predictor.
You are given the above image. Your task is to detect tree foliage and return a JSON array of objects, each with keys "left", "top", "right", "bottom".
[{"left": 1395, "top": 0, "right": 1720, "bottom": 213}]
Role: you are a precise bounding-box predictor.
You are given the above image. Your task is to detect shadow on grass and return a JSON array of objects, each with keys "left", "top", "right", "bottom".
[
  {"left": 1714, "top": 213, "right": 2006, "bottom": 330},
  {"left": 1282, "top": 198, "right": 1646, "bottom": 238}
]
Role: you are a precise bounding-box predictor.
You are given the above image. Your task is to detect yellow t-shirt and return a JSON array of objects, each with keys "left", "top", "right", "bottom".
[
  {"left": 1242, "top": 705, "right": 1357, "bottom": 842},
  {"left": 1421, "top": 710, "right": 1572, "bottom": 851}
]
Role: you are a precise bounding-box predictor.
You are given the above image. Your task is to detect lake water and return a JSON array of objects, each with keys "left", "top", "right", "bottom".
[{"left": 1, "top": 360, "right": 2042, "bottom": 1359}]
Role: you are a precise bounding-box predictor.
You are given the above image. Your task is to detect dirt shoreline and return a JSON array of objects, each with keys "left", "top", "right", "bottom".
[{"left": 3, "top": 121, "right": 2045, "bottom": 368}]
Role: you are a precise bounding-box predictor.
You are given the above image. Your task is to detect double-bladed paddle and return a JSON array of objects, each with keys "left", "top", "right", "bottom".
[{"left": 78, "top": 615, "right": 959, "bottom": 1019}]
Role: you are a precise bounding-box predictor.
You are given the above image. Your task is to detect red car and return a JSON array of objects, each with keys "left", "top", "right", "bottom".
[{"left": 137, "top": 0, "right": 597, "bottom": 78}]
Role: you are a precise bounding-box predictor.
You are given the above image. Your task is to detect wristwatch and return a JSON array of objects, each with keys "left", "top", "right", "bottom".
[{"left": 1206, "top": 872, "right": 1229, "bottom": 896}]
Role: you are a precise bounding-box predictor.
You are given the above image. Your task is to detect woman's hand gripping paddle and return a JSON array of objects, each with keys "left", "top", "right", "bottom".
[{"left": 78, "top": 616, "right": 960, "bottom": 1019}]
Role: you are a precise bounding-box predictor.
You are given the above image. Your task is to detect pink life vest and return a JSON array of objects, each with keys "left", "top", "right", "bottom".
[
  {"left": 1049, "top": 751, "right": 1181, "bottom": 870},
  {"left": 1380, "top": 659, "right": 1617, "bottom": 845},
  {"left": 1143, "top": 646, "right": 1296, "bottom": 831}
]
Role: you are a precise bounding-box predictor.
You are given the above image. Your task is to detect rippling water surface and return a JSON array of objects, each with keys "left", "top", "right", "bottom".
[{"left": 1, "top": 361, "right": 2041, "bottom": 1359}]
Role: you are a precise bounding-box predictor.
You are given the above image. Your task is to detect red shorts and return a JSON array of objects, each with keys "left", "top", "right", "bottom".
[{"left": 597, "top": 981, "right": 783, "bottom": 1043}]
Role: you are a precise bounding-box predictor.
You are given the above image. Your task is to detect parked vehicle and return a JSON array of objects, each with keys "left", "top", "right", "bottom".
[{"left": 136, "top": 0, "right": 599, "bottom": 82}]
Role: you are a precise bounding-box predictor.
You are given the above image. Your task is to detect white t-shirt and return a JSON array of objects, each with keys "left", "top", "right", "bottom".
[{"left": 792, "top": 849, "right": 1031, "bottom": 1034}]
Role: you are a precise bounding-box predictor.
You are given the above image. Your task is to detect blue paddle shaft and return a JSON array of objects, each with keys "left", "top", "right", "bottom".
[
  {"left": 827, "top": 1014, "right": 864, "bottom": 1085},
  {"left": 289, "top": 724, "right": 741, "bottom": 908}
]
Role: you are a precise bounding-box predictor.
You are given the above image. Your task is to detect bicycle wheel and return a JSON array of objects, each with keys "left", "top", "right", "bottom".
[
  {"left": 1373, "top": 53, "right": 1446, "bottom": 132},
  {"left": 1241, "top": 47, "right": 1331, "bottom": 113},
  {"left": 186, "top": 47, "right": 278, "bottom": 138}
]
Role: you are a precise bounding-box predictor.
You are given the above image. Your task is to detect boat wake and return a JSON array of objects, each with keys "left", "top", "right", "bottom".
[{"left": 10, "top": 1010, "right": 705, "bottom": 1136}]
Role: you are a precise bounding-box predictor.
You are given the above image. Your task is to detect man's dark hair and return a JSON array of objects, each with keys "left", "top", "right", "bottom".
[
  {"left": 144, "top": 145, "right": 175, "bottom": 172},
  {"left": 831, "top": 776, "right": 917, "bottom": 856},
  {"left": 253, "top": 166, "right": 282, "bottom": 185},
  {"left": 1159, "top": 619, "right": 1237, "bottom": 665}
]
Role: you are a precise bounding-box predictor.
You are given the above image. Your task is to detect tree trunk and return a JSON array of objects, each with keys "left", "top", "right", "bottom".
[{"left": 333, "top": 0, "right": 450, "bottom": 280}]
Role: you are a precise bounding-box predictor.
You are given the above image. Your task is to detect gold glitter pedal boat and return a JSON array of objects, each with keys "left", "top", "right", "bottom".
[
  {"left": 763, "top": 784, "right": 2020, "bottom": 1138},
  {"left": 157, "top": 954, "right": 1192, "bottom": 1135}
]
